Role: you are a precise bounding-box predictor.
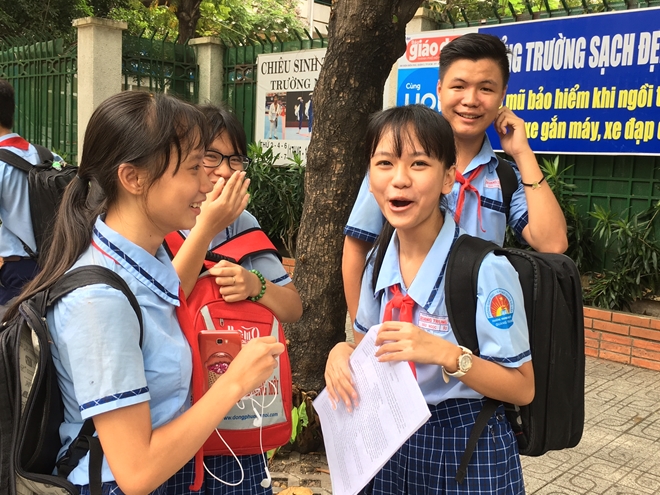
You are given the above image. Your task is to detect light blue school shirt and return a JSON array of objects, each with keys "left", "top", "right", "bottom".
[
  {"left": 0, "top": 133, "right": 41, "bottom": 256},
  {"left": 49, "top": 217, "right": 193, "bottom": 485},
  {"left": 344, "top": 135, "right": 529, "bottom": 247},
  {"left": 355, "top": 212, "right": 531, "bottom": 405},
  {"left": 181, "top": 210, "right": 291, "bottom": 286}
]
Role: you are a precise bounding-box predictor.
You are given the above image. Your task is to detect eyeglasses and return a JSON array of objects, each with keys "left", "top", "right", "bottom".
[{"left": 203, "top": 151, "right": 251, "bottom": 171}]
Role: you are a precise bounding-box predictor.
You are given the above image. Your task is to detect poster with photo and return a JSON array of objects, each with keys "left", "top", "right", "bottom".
[{"left": 256, "top": 49, "right": 325, "bottom": 164}]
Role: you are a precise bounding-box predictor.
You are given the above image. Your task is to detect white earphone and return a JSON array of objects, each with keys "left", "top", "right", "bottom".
[
  {"left": 205, "top": 378, "right": 278, "bottom": 489},
  {"left": 260, "top": 464, "right": 272, "bottom": 488}
]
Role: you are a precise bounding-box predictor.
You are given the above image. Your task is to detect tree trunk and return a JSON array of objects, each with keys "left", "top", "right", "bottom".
[
  {"left": 285, "top": 0, "right": 424, "bottom": 392},
  {"left": 175, "top": 0, "right": 202, "bottom": 43}
]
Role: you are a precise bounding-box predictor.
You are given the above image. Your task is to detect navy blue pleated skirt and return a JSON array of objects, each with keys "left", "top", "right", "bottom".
[
  {"left": 166, "top": 454, "right": 272, "bottom": 495},
  {"left": 360, "top": 397, "right": 525, "bottom": 495}
]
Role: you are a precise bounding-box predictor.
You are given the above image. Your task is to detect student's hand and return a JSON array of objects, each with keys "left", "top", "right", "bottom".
[
  {"left": 195, "top": 171, "right": 250, "bottom": 237},
  {"left": 375, "top": 321, "right": 455, "bottom": 366},
  {"left": 220, "top": 336, "right": 284, "bottom": 396},
  {"left": 494, "top": 107, "right": 533, "bottom": 159},
  {"left": 324, "top": 342, "right": 358, "bottom": 412},
  {"left": 209, "top": 260, "right": 262, "bottom": 302}
]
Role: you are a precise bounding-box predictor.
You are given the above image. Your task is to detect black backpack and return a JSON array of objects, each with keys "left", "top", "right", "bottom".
[
  {"left": 445, "top": 234, "right": 585, "bottom": 483},
  {"left": 0, "top": 266, "right": 143, "bottom": 495},
  {"left": 494, "top": 155, "right": 517, "bottom": 222},
  {"left": 0, "top": 144, "right": 78, "bottom": 260}
]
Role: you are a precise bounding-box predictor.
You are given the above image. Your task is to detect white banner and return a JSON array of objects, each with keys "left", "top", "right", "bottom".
[{"left": 255, "top": 48, "right": 326, "bottom": 164}]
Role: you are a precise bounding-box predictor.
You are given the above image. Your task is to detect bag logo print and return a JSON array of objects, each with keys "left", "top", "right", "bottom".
[{"left": 485, "top": 288, "right": 515, "bottom": 329}]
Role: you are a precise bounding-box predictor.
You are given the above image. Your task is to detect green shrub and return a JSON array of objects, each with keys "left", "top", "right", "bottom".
[
  {"left": 246, "top": 144, "right": 305, "bottom": 258},
  {"left": 583, "top": 202, "right": 660, "bottom": 311}
]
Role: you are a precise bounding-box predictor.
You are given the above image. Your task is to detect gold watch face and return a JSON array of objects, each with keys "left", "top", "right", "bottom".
[{"left": 458, "top": 353, "right": 473, "bottom": 373}]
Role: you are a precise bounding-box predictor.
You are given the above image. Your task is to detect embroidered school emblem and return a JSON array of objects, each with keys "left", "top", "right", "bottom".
[{"left": 485, "top": 289, "right": 515, "bottom": 329}]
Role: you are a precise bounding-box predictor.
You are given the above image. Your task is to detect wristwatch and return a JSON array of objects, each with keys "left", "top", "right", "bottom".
[{"left": 442, "top": 346, "right": 473, "bottom": 383}]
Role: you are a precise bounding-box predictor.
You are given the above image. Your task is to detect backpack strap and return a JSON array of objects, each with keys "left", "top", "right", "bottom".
[
  {"left": 445, "top": 234, "right": 497, "bottom": 355},
  {"left": 0, "top": 149, "right": 40, "bottom": 259},
  {"left": 0, "top": 149, "right": 34, "bottom": 173},
  {"left": 33, "top": 144, "right": 54, "bottom": 165},
  {"left": 495, "top": 156, "right": 518, "bottom": 223},
  {"left": 47, "top": 266, "right": 144, "bottom": 344},
  {"left": 456, "top": 398, "right": 500, "bottom": 483},
  {"left": 164, "top": 228, "right": 281, "bottom": 271},
  {"left": 47, "top": 266, "right": 143, "bottom": 495},
  {"left": 445, "top": 234, "right": 503, "bottom": 483},
  {"left": 207, "top": 228, "right": 281, "bottom": 265}
]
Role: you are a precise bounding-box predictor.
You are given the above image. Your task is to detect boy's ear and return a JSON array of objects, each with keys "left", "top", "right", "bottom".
[
  {"left": 443, "top": 164, "right": 457, "bottom": 194},
  {"left": 117, "top": 163, "right": 145, "bottom": 196},
  {"left": 501, "top": 85, "right": 508, "bottom": 106}
]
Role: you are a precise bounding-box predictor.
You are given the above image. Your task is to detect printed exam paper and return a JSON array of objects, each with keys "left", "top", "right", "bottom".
[{"left": 314, "top": 324, "right": 431, "bottom": 495}]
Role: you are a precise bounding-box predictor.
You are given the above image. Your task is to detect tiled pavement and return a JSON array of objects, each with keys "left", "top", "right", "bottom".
[{"left": 271, "top": 357, "right": 660, "bottom": 494}]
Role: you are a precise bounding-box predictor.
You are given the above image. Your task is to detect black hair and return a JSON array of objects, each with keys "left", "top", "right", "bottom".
[
  {"left": 364, "top": 104, "right": 456, "bottom": 292},
  {"left": 439, "top": 33, "right": 510, "bottom": 88},
  {"left": 198, "top": 103, "right": 247, "bottom": 155},
  {"left": 0, "top": 79, "right": 15, "bottom": 129},
  {"left": 5, "top": 92, "right": 211, "bottom": 321}
]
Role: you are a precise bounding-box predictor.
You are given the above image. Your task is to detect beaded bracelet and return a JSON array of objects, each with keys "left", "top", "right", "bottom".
[{"left": 249, "top": 269, "right": 267, "bottom": 302}]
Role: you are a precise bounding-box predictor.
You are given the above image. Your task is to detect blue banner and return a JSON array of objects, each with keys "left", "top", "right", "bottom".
[{"left": 397, "top": 8, "right": 660, "bottom": 155}]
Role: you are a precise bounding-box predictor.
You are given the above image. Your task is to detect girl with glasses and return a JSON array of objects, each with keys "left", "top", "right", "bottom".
[{"left": 165, "top": 104, "right": 302, "bottom": 495}]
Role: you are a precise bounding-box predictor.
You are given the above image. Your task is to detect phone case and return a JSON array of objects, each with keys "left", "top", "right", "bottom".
[{"left": 198, "top": 330, "right": 243, "bottom": 390}]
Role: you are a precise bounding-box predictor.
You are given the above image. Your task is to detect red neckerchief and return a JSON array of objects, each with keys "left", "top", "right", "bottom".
[
  {"left": 454, "top": 165, "right": 486, "bottom": 232},
  {"left": 383, "top": 284, "right": 417, "bottom": 378}
]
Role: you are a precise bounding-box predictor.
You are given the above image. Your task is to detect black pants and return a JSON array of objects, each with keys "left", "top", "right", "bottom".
[{"left": 0, "top": 258, "right": 39, "bottom": 304}]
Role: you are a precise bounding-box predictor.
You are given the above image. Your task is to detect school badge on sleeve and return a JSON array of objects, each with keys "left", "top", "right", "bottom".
[{"left": 485, "top": 288, "right": 515, "bottom": 329}]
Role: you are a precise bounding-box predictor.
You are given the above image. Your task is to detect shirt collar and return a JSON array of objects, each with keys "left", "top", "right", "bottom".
[
  {"left": 91, "top": 217, "right": 180, "bottom": 306},
  {"left": 374, "top": 211, "right": 460, "bottom": 313},
  {"left": 463, "top": 134, "right": 498, "bottom": 176}
]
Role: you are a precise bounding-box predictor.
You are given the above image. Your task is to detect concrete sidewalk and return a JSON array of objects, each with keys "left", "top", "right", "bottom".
[{"left": 270, "top": 357, "right": 660, "bottom": 494}]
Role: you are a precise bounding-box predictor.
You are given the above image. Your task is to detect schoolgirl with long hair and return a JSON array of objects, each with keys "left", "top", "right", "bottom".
[
  {"left": 324, "top": 104, "right": 534, "bottom": 494},
  {"left": 6, "top": 91, "right": 284, "bottom": 495},
  {"left": 166, "top": 104, "right": 302, "bottom": 495}
]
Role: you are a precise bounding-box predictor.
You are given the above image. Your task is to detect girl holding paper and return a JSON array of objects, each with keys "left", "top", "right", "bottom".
[{"left": 324, "top": 104, "right": 534, "bottom": 494}]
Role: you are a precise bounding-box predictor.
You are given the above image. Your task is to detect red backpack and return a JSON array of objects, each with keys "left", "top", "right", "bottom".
[{"left": 165, "top": 229, "right": 293, "bottom": 490}]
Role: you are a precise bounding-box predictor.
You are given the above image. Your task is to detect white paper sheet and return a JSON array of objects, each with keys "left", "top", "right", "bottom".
[{"left": 313, "top": 324, "right": 431, "bottom": 495}]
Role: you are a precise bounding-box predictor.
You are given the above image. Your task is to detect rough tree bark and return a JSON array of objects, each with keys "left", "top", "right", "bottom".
[
  {"left": 285, "top": 0, "right": 424, "bottom": 392},
  {"left": 175, "top": 0, "right": 202, "bottom": 42}
]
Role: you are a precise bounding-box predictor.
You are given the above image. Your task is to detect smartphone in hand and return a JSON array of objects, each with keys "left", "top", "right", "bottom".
[{"left": 199, "top": 330, "right": 243, "bottom": 391}]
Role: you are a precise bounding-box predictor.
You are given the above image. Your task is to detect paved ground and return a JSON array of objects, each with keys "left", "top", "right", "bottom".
[{"left": 269, "top": 357, "right": 660, "bottom": 494}]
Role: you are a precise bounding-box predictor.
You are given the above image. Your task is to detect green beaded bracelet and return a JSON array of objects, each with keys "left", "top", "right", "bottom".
[{"left": 249, "top": 269, "right": 267, "bottom": 302}]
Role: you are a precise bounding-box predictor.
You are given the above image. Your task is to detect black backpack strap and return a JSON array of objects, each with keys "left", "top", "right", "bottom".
[
  {"left": 0, "top": 149, "right": 39, "bottom": 259},
  {"left": 445, "top": 234, "right": 497, "bottom": 355},
  {"left": 495, "top": 156, "right": 518, "bottom": 223},
  {"left": 0, "top": 149, "right": 33, "bottom": 173},
  {"left": 455, "top": 398, "right": 500, "bottom": 484},
  {"left": 49, "top": 266, "right": 143, "bottom": 495},
  {"left": 445, "top": 235, "right": 506, "bottom": 483},
  {"left": 47, "top": 266, "right": 144, "bottom": 344},
  {"left": 33, "top": 144, "right": 54, "bottom": 164}
]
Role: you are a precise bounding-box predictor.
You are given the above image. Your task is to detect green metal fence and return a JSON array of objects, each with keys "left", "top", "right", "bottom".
[
  {"left": 0, "top": 37, "right": 77, "bottom": 164},
  {"left": 223, "top": 32, "right": 328, "bottom": 143},
  {"left": 122, "top": 32, "right": 199, "bottom": 103}
]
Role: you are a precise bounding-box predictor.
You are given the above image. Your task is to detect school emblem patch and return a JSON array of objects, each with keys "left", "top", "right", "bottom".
[{"left": 485, "top": 289, "right": 515, "bottom": 329}]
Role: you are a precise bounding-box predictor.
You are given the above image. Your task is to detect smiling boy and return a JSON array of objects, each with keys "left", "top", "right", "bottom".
[{"left": 342, "top": 33, "right": 567, "bottom": 321}]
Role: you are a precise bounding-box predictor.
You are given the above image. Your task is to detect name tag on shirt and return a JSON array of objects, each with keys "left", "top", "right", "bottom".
[
  {"left": 485, "top": 178, "right": 501, "bottom": 189},
  {"left": 418, "top": 312, "right": 449, "bottom": 333}
]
